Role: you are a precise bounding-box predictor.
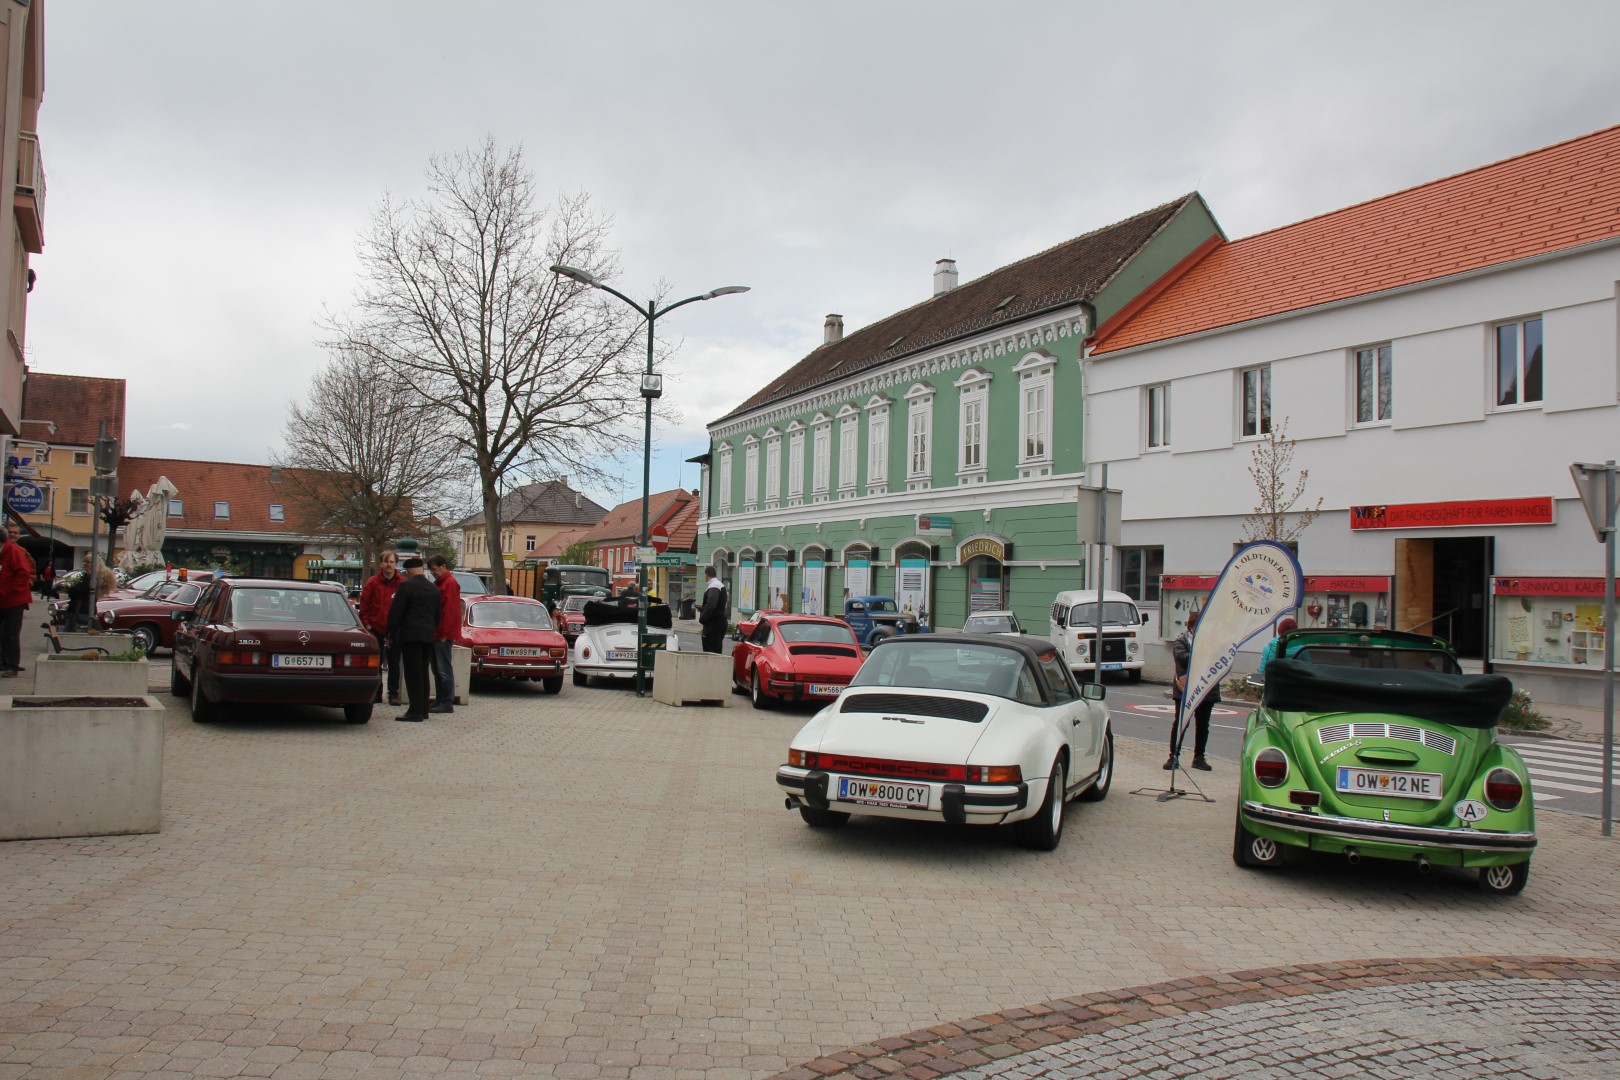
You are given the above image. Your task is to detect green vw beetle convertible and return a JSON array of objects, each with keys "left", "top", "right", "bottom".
[{"left": 1234, "top": 630, "right": 1536, "bottom": 895}]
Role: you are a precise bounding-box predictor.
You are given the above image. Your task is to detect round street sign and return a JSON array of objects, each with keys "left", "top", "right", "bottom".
[
  {"left": 649, "top": 527, "right": 670, "bottom": 554},
  {"left": 6, "top": 480, "right": 44, "bottom": 514}
]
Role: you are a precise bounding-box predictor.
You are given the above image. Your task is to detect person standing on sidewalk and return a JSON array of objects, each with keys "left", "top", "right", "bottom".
[
  {"left": 0, "top": 524, "right": 35, "bottom": 676},
  {"left": 698, "top": 567, "right": 727, "bottom": 654},
  {"left": 427, "top": 555, "right": 460, "bottom": 714},
  {"left": 359, "top": 552, "right": 404, "bottom": 706},
  {"left": 386, "top": 557, "right": 440, "bottom": 722},
  {"left": 1167, "top": 609, "right": 1216, "bottom": 772}
]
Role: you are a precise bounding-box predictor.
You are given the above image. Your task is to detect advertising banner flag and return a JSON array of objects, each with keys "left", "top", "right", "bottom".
[{"left": 1175, "top": 541, "right": 1303, "bottom": 755}]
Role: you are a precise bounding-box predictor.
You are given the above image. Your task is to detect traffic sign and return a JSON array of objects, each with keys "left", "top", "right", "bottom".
[
  {"left": 649, "top": 527, "right": 670, "bottom": 553},
  {"left": 638, "top": 554, "right": 683, "bottom": 567},
  {"left": 8, "top": 465, "right": 37, "bottom": 479},
  {"left": 634, "top": 545, "right": 657, "bottom": 562},
  {"left": 5, "top": 480, "right": 44, "bottom": 514},
  {"left": 1571, "top": 462, "right": 1619, "bottom": 539}
]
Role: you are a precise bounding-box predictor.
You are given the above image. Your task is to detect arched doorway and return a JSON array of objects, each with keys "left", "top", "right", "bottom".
[{"left": 957, "top": 535, "right": 1010, "bottom": 613}]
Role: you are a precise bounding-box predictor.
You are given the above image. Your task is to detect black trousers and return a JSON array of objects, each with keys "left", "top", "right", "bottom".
[
  {"left": 373, "top": 631, "right": 401, "bottom": 695},
  {"left": 1171, "top": 695, "right": 1215, "bottom": 760},
  {"left": 700, "top": 621, "right": 724, "bottom": 654},
  {"left": 399, "top": 641, "right": 433, "bottom": 717},
  {"left": 0, "top": 604, "right": 24, "bottom": 670}
]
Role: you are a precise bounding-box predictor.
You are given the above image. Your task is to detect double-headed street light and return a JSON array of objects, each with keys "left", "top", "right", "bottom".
[{"left": 550, "top": 263, "right": 749, "bottom": 695}]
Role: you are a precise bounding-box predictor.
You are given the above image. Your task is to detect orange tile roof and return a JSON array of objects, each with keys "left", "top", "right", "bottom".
[
  {"left": 1094, "top": 124, "right": 1620, "bottom": 353},
  {"left": 663, "top": 498, "right": 700, "bottom": 553},
  {"left": 581, "top": 489, "right": 697, "bottom": 544},
  {"left": 119, "top": 457, "right": 324, "bottom": 536},
  {"left": 21, "top": 372, "right": 126, "bottom": 447},
  {"left": 534, "top": 526, "right": 591, "bottom": 559}
]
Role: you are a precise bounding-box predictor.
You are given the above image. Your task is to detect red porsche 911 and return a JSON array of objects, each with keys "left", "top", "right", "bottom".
[{"left": 731, "top": 613, "right": 863, "bottom": 710}]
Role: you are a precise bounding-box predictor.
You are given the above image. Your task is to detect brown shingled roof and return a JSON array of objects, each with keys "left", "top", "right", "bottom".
[
  {"left": 21, "top": 373, "right": 126, "bottom": 447},
  {"left": 715, "top": 195, "right": 1198, "bottom": 423},
  {"left": 1093, "top": 124, "right": 1620, "bottom": 353},
  {"left": 459, "top": 479, "right": 609, "bottom": 528}
]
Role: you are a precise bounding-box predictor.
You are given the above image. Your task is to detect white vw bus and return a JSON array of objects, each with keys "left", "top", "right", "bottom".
[{"left": 1049, "top": 590, "right": 1148, "bottom": 682}]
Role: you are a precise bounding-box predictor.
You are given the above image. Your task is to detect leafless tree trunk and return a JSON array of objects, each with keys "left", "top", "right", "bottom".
[
  {"left": 1241, "top": 417, "right": 1322, "bottom": 544},
  {"left": 326, "top": 139, "right": 645, "bottom": 593},
  {"left": 275, "top": 349, "right": 459, "bottom": 569}
]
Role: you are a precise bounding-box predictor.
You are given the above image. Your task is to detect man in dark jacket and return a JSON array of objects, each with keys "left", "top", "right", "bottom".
[
  {"left": 698, "top": 567, "right": 727, "bottom": 654},
  {"left": 1168, "top": 609, "right": 1216, "bottom": 771},
  {"left": 385, "top": 557, "right": 440, "bottom": 721},
  {"left": 359, "top": 552, "right": 403, "bottom": 705}
]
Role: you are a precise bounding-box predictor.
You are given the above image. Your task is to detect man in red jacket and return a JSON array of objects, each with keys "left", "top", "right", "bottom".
[
  {"left": 427, "top": 555, "right": 460, "bottom": 714},
  {"left": 359, "top": 551, "right": 403, "bottom": 705},
  {"left": 0, "top": 524, "right": 35, "bottom": 676}
]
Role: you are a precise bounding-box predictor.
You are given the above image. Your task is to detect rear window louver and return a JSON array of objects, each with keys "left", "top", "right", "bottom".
[
  {"left": 788, "top": 644, "right": 860, "bottom": 657},
  {"left": 840, "top": 692, "right": 988, "bottom": 723}
]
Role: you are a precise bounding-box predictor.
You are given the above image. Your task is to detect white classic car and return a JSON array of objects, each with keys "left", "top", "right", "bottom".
[
  {"left": 776, "top": 635, "right": 1113, "bottom": 850},
  {"left": 571, "top": 598, "right": 679, "bottom": 687}
]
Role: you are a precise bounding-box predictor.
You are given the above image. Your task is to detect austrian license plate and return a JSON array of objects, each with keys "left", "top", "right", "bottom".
[
  {"left": 1101, "top": 663, "right": 1124, "bottom": 672},
  {"left": 501, "top": 647, "right": 542, "bottom": 657},
  {"left": 271, "top": 654, "right": 330, "bottom": 669},
  {"left": 608, "top": 647, "right": 636, "bottom": 661},
  {"left": 1336, "top": 766, "right": 1442, "bottom": 800},
  {"left": 837, "top": 777, "right": 929, "bottom": 809},
  {"left": 807, "top": 683, "right": 844, "bottom": 696}
]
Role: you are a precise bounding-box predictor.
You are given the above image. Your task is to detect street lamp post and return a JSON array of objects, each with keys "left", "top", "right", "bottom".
[{"left": 550, "top": 264, "right": 748, "bottom": 695}]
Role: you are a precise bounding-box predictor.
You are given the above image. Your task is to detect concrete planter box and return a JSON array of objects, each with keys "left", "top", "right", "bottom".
[
  {"left": 47, "top": 629, "right": 137, "bottom": 654},
  {"left": 651, "top": 650, "right": 733, "bottom": 707},
  {"left": 452, "top": 644, "right": 471, "bottom": 705},
  {"left": 0, "top": 694, "right": 165, "bottom": 841},
  {"left": 34, "top": 654, "right": 151, "bottom": 697}
]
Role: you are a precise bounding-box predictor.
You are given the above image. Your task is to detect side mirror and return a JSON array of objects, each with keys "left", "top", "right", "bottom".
[
  {"left": 170, "top": 610, "right": 188, "bottom": 621},
  {"left": 1080, "top": 681, "right": 1107, "bottom": 701},
  {"left": 1140, "top": 612, "right": 1151, "bottom": 625}
]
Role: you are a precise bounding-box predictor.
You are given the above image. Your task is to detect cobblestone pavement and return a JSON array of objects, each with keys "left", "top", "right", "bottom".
[{"left": 1, "top": 677, "right": 1618, "bottom": 1079}]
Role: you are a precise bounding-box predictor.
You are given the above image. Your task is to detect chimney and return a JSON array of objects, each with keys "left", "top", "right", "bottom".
[
  {"left": 933, "top": 259, "right": 958, "bottom": 296},
  {"left": 824, "top": 314, "right": 844, "bottom": 344}
]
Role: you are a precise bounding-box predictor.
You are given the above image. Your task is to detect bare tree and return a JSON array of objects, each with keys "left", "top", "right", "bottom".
[
  {"left": 275, "top": 349, "right": 459, "bottom": 569},
  {"left": 1240, "top": 417, "right": 1322, "bottom": 544},
  {"left": 327, "top": 139, "right": 646, "bottom": 593},
  {"left": 98, "top": 496, "right": 140, "bottom": 563}
]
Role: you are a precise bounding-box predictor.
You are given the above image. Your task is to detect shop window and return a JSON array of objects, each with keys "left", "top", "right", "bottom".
[
  {"left": 1240, "top": 365, "right": 1271, "bottom": 438},
  {"left": 269, "top": 504, "right": 285, "bottom": 522},
  {"left": 1495, "top": 316, "right": 1543, "bottom": 408},
  {"left": 1145, "top": 383, "right": 1170, "bottom": 449},
  {"left": 214, "top": 501, "right": 231, "bottom": 520},
  {"left": 1354, "top": 344, "right": 1393, "bottom": 424},
  {"left": 1119, "top": 546, "right": 1163, "bottom": 604}
]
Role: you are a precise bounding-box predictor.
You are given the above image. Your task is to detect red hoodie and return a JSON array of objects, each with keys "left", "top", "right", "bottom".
[
  {"left": 435, "top": 570, "right": 462, "bottom": 642},
  {"left": 358, "top": 570, "right": 402, "bottom": 635},
  {"left": 0, "top": 539, "right": 33, "bottom": 608}
]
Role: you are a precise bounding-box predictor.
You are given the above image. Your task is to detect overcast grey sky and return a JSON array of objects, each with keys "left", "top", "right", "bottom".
[{"left": 27, "top": 0, "right": 1620, "bottom": 515}]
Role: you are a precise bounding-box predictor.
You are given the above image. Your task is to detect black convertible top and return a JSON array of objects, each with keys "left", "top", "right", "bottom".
[
  {"left": 582, "top": 598, "right": 673, "bottom": 630},
  {"left": 1262, "top": 658, "right": 1512, "bottom": 729}
]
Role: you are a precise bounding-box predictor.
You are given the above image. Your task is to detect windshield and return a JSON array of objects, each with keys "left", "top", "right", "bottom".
[
  {"left": 1066, "top": 602, "right": 1139, "bottom": 628},
  {"left": 230, "top": 587, "right": 360, "bottom": 626},
  {"left": 452, "top": 572, "right": 488, "bottom": 596},
  {"left": 128, "top": 571, "right": 172, "bottom": 593},
  {"left": 964, "top": 615, "right": 1016, "bottom": 634},
  {"left": 557, "top": 568, "right": 609, "bottom": 587},
  {"left": 778, "top": 621, "right": 859, "bottom": 646},
  {"left": 468, "top": 602, "right": 554, "bottom": 630},
  {"left": 562, "top": 596, "right": 592, "bottom": 613},
  {"left": 863, "top": 599, "right": 898, "bottom": 614},
  {"left": 851, "top": 641, "right": 1030, "bottom": 699}
]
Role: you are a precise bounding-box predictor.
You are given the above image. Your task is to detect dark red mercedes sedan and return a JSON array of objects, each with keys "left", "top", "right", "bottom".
[{"left": 170, "top": 579, "right": 382, "bottom": 724}]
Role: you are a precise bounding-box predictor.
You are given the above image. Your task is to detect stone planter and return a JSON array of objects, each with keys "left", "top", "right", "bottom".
[
  {"left": 651, "top": 650, "right": 733, "bottom": 707},
  {"left": 46, "top": 629, "right": 136, "bottom": 654},
  {"left": 0, "top": 694, "right": 165, "bottom": 840},
  {"left": 33, "top": 653, "right": 151, "bottom": 696}
]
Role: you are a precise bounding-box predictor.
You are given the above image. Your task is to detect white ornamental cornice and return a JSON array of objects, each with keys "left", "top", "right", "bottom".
[{"left": 709, "top": 313, "right": 1087, "bottom": 440}]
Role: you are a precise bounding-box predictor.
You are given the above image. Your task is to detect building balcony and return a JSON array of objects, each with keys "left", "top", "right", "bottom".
[{"left": 15, "top": 132, "right": 44, "bottom": 253}]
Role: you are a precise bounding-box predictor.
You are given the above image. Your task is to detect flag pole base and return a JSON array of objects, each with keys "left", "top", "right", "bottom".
[{"left": 1131, "top": 764, "right": 1215, "bottom": 804}]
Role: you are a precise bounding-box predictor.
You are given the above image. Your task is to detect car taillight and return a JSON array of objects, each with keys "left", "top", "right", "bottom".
[
  {"left": 963, "top": 765, "right": 1022, "bottom": 784},
  {"left": 339, "top": 654, "right": 380, "bottom": 668},
  {"left": 1254, "top": 748, "right": 1289, "bottom": 788},
  {"left": 580, "top": 645, "right": 591, "bottom": 659},
  {"left": 549, "top": 647, "right": 567, "bottom": 659},
  {"left": 789, "top": 749, "right": 819, "bottom": 768},
  {"left": 1484, "top": 768, "right": 1523, "bottom": 811},
  {"left": 473, "top": 644, "right": 492, "bottom": 656},
  {"left": 216, "top": 651, "right": 268, "bottom": 666}
]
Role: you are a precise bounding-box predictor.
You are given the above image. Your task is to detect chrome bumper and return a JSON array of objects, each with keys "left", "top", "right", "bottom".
[{"left": 1241, "top": 801, "right": 1537, "bottom": 852}]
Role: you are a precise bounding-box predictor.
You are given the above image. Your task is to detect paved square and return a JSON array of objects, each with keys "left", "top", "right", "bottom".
[{"left": 2, "top": 677, "right": 1618, "bottom": 1078}]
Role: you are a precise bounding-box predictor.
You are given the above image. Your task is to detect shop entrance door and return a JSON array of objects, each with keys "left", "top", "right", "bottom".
[{"left": 1431, "top": 537, "right": 1493, "bottom": 659}]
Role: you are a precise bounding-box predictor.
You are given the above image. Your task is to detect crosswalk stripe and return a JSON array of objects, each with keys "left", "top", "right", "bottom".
[
  {"left": 1506, "top": 740, "right": 1615, "bottom": 757},
  {"left": 1519, "top": 766, "right": 1611, "bottom": 783},
  {"left": 1533, "top": 793, "right": 1565, "bottom": 802},
  {"left": 1514, "top": 756, "right": 1617, "bottom": 775},
  {"left": 1526, "top": 778, "right": 1602, "bottom": 794}
]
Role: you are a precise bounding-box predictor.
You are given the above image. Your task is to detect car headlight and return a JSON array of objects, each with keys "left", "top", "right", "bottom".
[{"left": 101, "top": 611, "right": 115, "bottom": 626}]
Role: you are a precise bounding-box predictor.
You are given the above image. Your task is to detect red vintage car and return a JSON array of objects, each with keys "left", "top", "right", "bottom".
[
  {"left": 458, "top": 595, "right": 569, "bottom": 693},
  {"left": 732, "top": 608, "right": 788, "bottom": 642},
  {"left": 98, "top": 579, "right": 209, "bottom": 655},
  {"left": 105, "top": 568, "right": 219, "bottom": 601},
  {"left": 732, "top": 613, "right": 864, "bottom": 710},
  {"left": 556, "top": 594, "right": 592, "bottom": 646}
]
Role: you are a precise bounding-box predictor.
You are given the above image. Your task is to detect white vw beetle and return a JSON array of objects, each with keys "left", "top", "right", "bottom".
[
  {"left": 571, "top": 597, "right": 679, "bottom": 687},
  {"left": 776, "top": 635, "right": 1113, "bottom": 850}
]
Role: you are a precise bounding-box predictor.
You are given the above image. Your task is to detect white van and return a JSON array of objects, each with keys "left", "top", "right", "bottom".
[{"left": 1049, "top": 590, "right": 1148, "bottom": 682}]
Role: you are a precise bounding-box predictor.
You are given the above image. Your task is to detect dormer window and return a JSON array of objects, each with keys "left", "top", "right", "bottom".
[
  {"left": 269, "top": 504, "right": 285, "bottom": 522},
  {"left": 214, "top": 501, "right": 230, "bottom": 520},
  {"left": 167, "top": 499, "right": 184, "bottom": 517}
]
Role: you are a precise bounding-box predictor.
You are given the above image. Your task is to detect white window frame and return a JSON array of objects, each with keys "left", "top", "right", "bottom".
[
  {"left": 1352, "top": 344, "right": 1393, "bottom": 425},
  {"left": 1145, "top": 383, "right": 1171, "bottom": 450},
  {"left": 1493, "top": 316, "right": 1544, "bottom": 410},
  {"left": 1239, "top": 364, "right": 1272, "bottom": 439},
  {"left": 269, "top": 503, "right": 286, "bottom": 522},
  {"left": 743, "top": 436, "right": 759, "bottom": 512},
  {"left": 214, "top": 500, "right": 231, "bottom": 520},
  {"left": 167, "top": 498, "right": 184, "bottom": 517},
  {"left": 811, "top": 412, "right": 832, "bottom": 499},
  {"left": 954, "top": 366, "right": 991, "bottom": 483},
  {"left": 864, "top": 394, "right": 890, "bottom": 494},
  {"left": 786, "top": 421, "right": 805, "bottom": 503},
  {"left": 1012, "top": 350, "right": 1055, "bottom": 476},
  {"left": 837, "top": 405, "right": 859, "bottom": 496},
  {"left": 717, "top": 445, "right": 733, "bottom": 515},
  {"left": 904, "top": 383, "right": 935, "bottom": 491},
  {"left": 764, "top": 428, "right": 781, "bottom": 507}
]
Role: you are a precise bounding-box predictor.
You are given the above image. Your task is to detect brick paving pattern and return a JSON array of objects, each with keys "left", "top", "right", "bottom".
[{"left": 1, "top": 671, "right": 1618, "bottom": 1078}]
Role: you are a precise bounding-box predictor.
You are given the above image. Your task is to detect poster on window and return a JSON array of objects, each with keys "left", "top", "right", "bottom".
[
  {"left": 897, "top": 556, "right": 930, "bottom": 626},
  {"left": 769, "top": 560, "right": 789, "bottom": 611},
  {"left": 845, "top": 557, "right": 870, "bottom": 600},
  {"left": 803, "top": 559, "right": 824, "bottom": 615},
  {"left": 737, "top": 559, "right": 757, "bottom": 613},
  {"left": 970, "top": 574, "right": 1002, "bottom": 613}
]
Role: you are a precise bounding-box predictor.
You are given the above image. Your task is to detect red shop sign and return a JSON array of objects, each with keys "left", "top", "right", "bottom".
[
  {"left": 1161, "top": 575, "right": 1218, "bottom": 590},
  {"left": 1493, "top": 576, "right": 1620, "bottom": 598},
  {"left": 1349, "top": 496, "right": 1553, "bottom": 530},
  {"left": 1304, "top": 576, "right": 1391, "bottom": 592}
]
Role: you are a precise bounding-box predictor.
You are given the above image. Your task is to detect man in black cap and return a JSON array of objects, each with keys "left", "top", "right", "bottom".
[{"left": 386, "top": 557, "right": 441, "bottom": 721}]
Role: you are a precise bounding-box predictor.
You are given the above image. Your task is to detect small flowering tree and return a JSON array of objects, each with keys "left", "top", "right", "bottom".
[{"left": 1240, "top": 417, "right": 1322, "bottom": 544}]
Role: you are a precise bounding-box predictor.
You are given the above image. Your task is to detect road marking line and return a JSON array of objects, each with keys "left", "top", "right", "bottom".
[
  {"left": 1526, "top": 778, "right": 1602, "bottom": 794},
  {"left": 1519, "top": 767, "right": 1611, "bottom": 783}
]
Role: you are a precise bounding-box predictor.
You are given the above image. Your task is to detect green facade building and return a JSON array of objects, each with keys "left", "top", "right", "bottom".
[{"left": 695, "top": 195, "right": 1222, "bottom": 631}]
